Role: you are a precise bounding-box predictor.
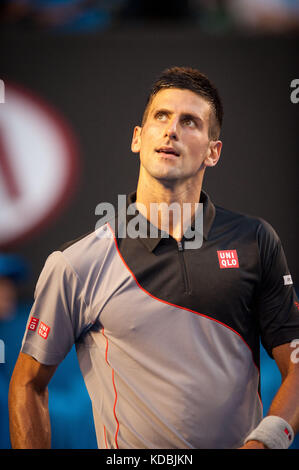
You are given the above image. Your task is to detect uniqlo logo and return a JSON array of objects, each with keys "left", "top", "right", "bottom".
[
  {"left": 28, "top": 316, "right": 39, "bottom": 332},
  {"left": 38, "top": 321, "right": 50, "bottom": 340},
  {"left": 217, "top": 250, "right": 239, "bottom": 269}
]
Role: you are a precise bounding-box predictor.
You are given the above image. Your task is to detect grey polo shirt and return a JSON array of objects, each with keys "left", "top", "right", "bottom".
[{"left": 21, "top": 191, "right": 299, "bottom": 449}]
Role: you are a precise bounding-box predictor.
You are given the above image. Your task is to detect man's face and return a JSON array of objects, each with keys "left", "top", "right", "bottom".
[{"left": 131, "top": 88, "right": 222, "bottom": 183}]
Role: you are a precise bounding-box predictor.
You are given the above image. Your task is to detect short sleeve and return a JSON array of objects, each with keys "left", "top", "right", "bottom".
[
  {"left": 21, "top": 251, "right": 91, "bottom": 365},
  {"left": 256, "top": 220, "right": 299, "bottom": 358}
]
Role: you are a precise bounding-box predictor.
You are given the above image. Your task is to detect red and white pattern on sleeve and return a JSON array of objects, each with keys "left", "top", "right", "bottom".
[
  {"left": 28, "top": 316, "right": 39, "bottom": 332},
  {"left": 38, "top": 321, "right": 51, "bottom": 340}
]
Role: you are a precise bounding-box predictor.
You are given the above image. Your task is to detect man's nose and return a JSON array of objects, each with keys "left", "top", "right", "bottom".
[{"left": 165, "top": 118, "right": 179, "bottom": 140}]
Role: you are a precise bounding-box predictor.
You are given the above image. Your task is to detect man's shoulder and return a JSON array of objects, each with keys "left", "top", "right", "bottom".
[
  {"left": 58, "top": 224, "right": 115, "bottom": 253},
  {"left": 58, "top": 230, "right": 95, "bottom": 253},
  {"left": 50, "top": 225, "right": 115, "bottom": 275},
  {"left": 213, "top": 203, "right": 278, "bottom": 241},
  {"left": 214, "top": 203, "right": 260, "bottom": 227}
]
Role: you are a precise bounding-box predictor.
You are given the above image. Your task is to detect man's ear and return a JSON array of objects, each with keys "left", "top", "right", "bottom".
[
  {"left": 131, "top": 126, "right": 142, "bottom": 154},
  {"left": 204, "top": 140, "right": 222, "bottom": 168}
]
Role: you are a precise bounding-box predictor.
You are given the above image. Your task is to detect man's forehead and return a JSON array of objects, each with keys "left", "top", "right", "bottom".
[{"left": 148, "top": 88, "right": 211, "bottom": 117}]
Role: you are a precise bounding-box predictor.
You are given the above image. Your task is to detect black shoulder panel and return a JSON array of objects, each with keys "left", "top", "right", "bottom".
[{"left": 57, "top": 230, "right": 94, "bottom": 252}]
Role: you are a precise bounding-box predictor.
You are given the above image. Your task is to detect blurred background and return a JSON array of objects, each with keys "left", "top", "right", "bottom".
[{"left": 0, "top": 0, "right": 298, "bottom": 449}]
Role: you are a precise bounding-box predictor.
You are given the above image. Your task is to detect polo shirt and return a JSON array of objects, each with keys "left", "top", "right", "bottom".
[{"left": 21, "top": 191, "right": 299, "bottom": 449}]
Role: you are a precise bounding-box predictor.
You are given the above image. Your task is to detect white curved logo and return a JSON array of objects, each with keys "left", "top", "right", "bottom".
[{"left": 0, "top": 82, "right": 79, "bottom": 247}]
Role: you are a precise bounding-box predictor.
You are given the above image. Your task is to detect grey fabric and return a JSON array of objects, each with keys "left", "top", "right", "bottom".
[{"left": 21, "top": 224, "right": 262, "bottom": 449}]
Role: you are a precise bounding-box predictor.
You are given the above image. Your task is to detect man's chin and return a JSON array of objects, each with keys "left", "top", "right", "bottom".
[
  {"left": 140, "top": 162, "right": 193, "bottom": 185},
  {"left": 150, "top": 169, "right": 182, "bottom": 182},
  {"left": 150, "top": 172, "right": 194, "bottom": 189}
]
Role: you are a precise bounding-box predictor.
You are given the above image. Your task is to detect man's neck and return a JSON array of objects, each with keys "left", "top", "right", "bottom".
[{"left": 135, "top": 171, "right": 204, "bottom": 242}]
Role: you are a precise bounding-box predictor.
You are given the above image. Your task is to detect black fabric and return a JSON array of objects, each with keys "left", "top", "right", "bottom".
[
  {"left": 58, "top": 191, "right": 299, "bottom": 369},
  {"left": 114, "top": 192, "right": 299, "bottom": 368}
]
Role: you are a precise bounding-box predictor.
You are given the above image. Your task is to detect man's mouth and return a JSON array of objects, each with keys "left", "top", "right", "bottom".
[{"left": 156, "top": 146, "right": 180, "bottom": 157}]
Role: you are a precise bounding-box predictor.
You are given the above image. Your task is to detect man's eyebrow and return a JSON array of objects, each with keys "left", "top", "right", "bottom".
[
  {"left": 152, "top": 108, "right": 203, "bottom": 124},
  {"left": 152, "top": 108, "right": 172, "bottom": 116},
  {"left": 180, "top": 112, "right": 203, "bottom": 124}
]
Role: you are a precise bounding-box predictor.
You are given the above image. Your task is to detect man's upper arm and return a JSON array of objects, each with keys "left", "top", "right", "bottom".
[
  {"left": 256, "top": 220, "right": 299, "bottom": 358},
  {"left": 21, "top": 250, "right": 90, "bottom": 366},
  {"left": 10, "top": 352, "right": 58, "bottom": 391},
  {"left": 272, "top": 342, "right": 299, "bottom": 382},
  {"left": 8, "top": 352, "right": 58, "bottom": 449}
]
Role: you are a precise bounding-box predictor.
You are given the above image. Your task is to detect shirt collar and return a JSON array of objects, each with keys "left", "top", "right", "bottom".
[{"left": 118, "top": 190, "right": 215, "bottom": 252}]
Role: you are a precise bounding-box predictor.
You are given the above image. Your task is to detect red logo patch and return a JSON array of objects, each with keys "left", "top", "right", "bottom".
[
  {"left": 284, "top": 427, "right": 292, "bottom": 440},
  {"left": 38, "top": 321, "right": 50, "bottom": 339},
  {"left": 217, "top": 250, "right": 239, "bottom": 269},
  {"left": 28, "top": 316, "right": 39, "bottom": 331}
]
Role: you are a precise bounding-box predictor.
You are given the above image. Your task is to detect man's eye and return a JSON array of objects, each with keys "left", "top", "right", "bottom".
[
  {"left": 155, "top": 112, "right": 167, "bottom": 121},
  {"left": 183, "top": 118, "right": 195, "bottom": 127}
]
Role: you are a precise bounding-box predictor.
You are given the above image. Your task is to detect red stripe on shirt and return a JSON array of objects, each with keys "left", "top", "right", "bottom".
[{"left": 102, "top": 328, "right": 119, "bottom": 449}]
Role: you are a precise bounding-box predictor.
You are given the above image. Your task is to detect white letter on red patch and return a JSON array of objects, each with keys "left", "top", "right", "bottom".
[
  {"left": 28, "top": 316, "right": 39, "bottom": 331},
  {"left": 38, "top": 321, "right": 50, "bottom": 339},
  {"left": 217, "top": 250, "right": 239, "bottom": 269}
]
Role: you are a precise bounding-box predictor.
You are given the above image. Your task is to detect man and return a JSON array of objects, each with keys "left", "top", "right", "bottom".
[{"left": 8, "top": 67, "right": 299, "bottom": 449}]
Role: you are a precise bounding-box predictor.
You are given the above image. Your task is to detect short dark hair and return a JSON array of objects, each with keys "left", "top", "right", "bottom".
[{"left": 142, "top": 66, "right": 223, "bottom": 140}]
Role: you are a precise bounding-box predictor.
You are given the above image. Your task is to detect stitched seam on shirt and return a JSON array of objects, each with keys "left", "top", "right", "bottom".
[{"left": 58, "top": 250, "right": 92, "bottom": 327}]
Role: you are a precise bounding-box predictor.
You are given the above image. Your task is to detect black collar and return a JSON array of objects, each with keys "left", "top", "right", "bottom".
[{"left": 116, "top": 190, "right": 215, "bottom": 252}]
